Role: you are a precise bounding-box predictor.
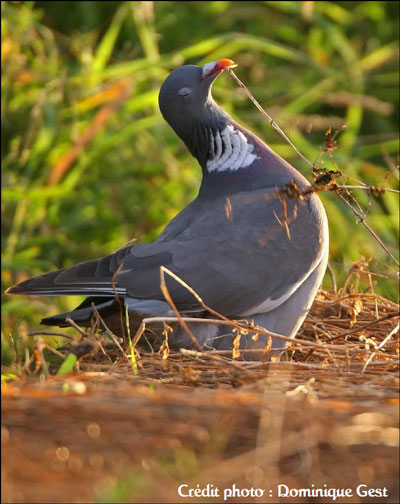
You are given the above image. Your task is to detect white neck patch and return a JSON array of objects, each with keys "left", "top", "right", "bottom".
[{"left": 207, "top": 124, "right": 258, "bottom": 173}]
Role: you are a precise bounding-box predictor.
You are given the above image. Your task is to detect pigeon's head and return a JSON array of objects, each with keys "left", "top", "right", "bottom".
[{"left": 158, "top": 59, "right": 237, "bottom": 164}]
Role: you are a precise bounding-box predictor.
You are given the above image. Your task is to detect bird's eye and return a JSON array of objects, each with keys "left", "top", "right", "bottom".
[{"left": 178, "top": 87, "right": 192, "bottom": 97}]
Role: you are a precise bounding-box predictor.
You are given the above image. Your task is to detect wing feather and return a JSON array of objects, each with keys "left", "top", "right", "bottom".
[{"left": 7, "top": 190, "right": 327, "bottom": 318}]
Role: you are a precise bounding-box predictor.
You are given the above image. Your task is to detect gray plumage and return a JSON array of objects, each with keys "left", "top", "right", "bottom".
[{"left": 6, "top": 60, "right": 329, "bottom": 359}]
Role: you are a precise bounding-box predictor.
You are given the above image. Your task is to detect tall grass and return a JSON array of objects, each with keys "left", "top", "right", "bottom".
[{"left": 2, "top": 1, "right": 399, "bottom": 358}]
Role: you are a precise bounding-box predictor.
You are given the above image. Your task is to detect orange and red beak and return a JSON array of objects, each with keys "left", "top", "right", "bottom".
[{"left": 201, "top": 59, "right": 238, "bottom": 80}]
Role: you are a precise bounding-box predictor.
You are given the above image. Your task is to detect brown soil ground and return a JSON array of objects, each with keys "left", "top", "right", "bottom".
[{"left": 2, "top": 291, "right": 399, "bottom": 503}]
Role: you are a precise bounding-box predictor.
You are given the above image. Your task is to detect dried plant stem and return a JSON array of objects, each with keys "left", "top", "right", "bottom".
[
  {"left": 139, "top": 314, "right": 395, "bottom": 356},
  {"left": 337, "top": 193, "right": 400, "bottom": 266},
  {"left": 362, "top": 323, "right": 400, "bottom": 373},
  {"left": 28, "top": 330, "right": 74, "bottom": 340},
  {"left": 159, "top": 266, "right": 203, "bottom": 351},
  {"left": 34, "top": 336, "right": 49, "bottom": 376},
  {"left": 326, "top": 262, "right": 337, "bottom": 293},
  {"left": 65, "top": 317, "right": 88, "bottom": 337},
  {"left": 227, "top": 67, "right": 314, "bottom": 169},
  {"left": 324, "top": 312, "right": 398, "bottom": 343},
  {"left": 227, "top": 67, "right": 399, "bottom": 266},
  {"left": 339, "top": 185, "right": 399, "bottom": 194},
  {"left": 90, "top": 303, "right": 129, "bottom": 362},
  {"left": 111, "top": 264, "right": 126, "bottom": 341}
]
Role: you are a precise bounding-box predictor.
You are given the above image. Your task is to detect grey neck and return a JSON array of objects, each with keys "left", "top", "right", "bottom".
[{"left": 181, "top": 104, "right": 259, "bottom": 175}]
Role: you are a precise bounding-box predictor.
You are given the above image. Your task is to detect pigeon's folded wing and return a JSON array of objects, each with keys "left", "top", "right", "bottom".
[
  {"left": 7, "top": 190, "right": 327, "bottom": 317},
  {"left": 118, "top": 190, "right": 327, "bottom": 315}
]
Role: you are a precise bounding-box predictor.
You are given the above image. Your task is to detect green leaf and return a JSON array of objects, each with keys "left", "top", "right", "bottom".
[{"left": 56, "top": 353, "right": 78, "bottom": 376}]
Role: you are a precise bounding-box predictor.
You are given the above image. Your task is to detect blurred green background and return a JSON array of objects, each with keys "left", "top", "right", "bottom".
[{"left": 2, "top": 1, "right": 399, "bottom": 355}]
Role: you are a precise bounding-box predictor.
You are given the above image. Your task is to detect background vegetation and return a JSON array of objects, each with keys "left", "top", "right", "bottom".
[{"left": 2, "top": 1, "right": 399, "bottom": 359}]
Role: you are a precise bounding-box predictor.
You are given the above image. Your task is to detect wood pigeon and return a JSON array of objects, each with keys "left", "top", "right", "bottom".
[{"left": 6, "top": 59, "right": 329, "bottom": 358}]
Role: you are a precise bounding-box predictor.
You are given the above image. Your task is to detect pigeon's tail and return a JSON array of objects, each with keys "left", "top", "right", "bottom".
[
  {"left": 5, "top": 247, "right": 131, "bottom": 297},
  {"left": 5, "top": 267, "right": 120, "bottom": 297},
  {"left": 41, "top": 297, "right": 120, "bottom": 327},
  {"left": 40, "top": 296, "right": 177, "bottom": 344},
  {"left": 40, "top": 296, "right": 146, "bottom": 340}
]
